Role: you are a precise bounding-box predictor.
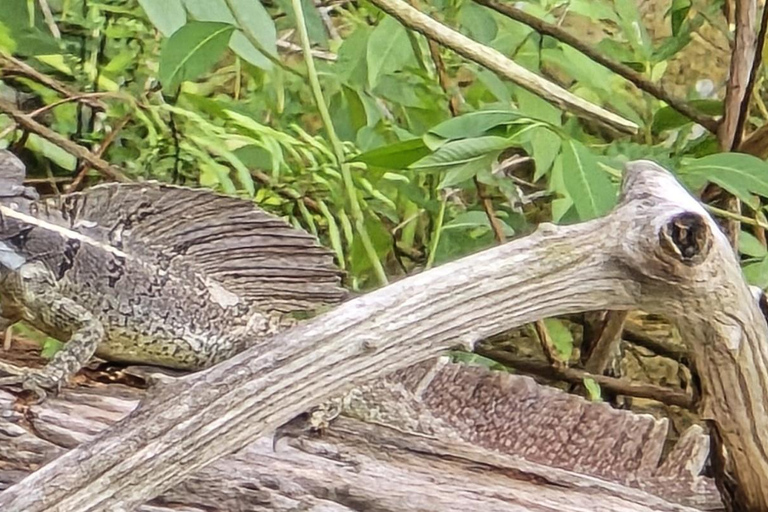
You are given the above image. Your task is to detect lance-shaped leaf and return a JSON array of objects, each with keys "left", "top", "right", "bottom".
[
  {"left": 678, "top": 153, "right": 768, "bottom": 209},
  {"left": 560, "top": 139, "right": 616, "bottom": 220},
  {"left": 159, "top": 21, "right": 235, "bottom": 91}
]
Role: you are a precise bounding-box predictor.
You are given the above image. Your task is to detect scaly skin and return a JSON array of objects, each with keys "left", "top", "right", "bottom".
[{"left": 0, "top": 151, "right": 345, "bottom": 398}]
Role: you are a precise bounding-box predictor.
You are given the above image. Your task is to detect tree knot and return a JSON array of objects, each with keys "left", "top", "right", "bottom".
[{"left": 659, "top": 212, "right": 711, "bottom": 265}]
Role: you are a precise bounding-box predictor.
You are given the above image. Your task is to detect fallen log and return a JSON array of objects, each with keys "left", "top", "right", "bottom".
[
  {"left": 0, "top": 346, "right": 721, "bottom": 511},
  {"left": 1, "top": 160, "right": 766, "bottom": 511}
]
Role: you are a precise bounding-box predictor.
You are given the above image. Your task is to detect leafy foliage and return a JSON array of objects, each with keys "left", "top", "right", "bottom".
[{"left": 2, "top": 0, "right": 768, "bottom": 293}]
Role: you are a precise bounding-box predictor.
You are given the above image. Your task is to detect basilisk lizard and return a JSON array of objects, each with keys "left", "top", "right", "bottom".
[{"left": 0, "top": 150, "right": 346, "bottom": 398}]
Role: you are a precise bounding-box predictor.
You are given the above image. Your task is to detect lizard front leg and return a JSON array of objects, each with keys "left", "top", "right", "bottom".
[{"left": 0, "top": 262, "right": 105, "bottom": 399}]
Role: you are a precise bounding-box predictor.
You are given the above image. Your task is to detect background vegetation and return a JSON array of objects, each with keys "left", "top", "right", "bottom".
[{"left": 2, "top": 0, "right": 768, "bottom": 396}]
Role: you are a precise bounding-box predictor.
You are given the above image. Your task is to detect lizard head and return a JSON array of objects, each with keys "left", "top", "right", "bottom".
[
  {"left": 0, "top": 150, "right": 34, "bottom": 272},
  {"left": 0, "top": 150, "right": 39, "bottom": 205}
]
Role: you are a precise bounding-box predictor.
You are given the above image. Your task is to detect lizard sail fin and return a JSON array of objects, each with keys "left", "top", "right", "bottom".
[{"left": 45, "top": 182, "right": 347, "bottom": 312}]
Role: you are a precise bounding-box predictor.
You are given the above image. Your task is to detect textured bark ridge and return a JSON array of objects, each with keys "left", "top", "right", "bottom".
[
  {"left": 1, "top": 159, "right": 766, "bottom": 511},
  {"left": 0, "top": 343, "right": 721, "bottom": 511}
]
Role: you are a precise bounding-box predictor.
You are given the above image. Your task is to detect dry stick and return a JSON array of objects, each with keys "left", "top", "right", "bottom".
[
  {"left": 725, "top": 0, "right": 760, "bottom": 151},
  {"left": 475, "top": 346, "right": 693, "bottom": 409},
  {"left": 0, "top": 99, "right": 129, "bottom": 183},
  {"left": 3, "top": 161, "right": 768, "bottom": 511},
  {"left": 67, "top": 114, "right": 132, "bottom": 192},
  {"left": 622, "top": 326, "right": 687, "bottom": 364},
  {"left": 366, "top": 0, "right": 638, "bottom": 134},
  {"left": 734, "top": 2, "right": 768, "bottom": 150},
  {"left": 708, "top": 0, "right": 757, "bottom": 250},
  {"left": 583, "top": 310, "right": 630, "bottom": 374},
  {"left": 0, "top": 54, "right": 105, "bottom": 111},
  {"left": 27, "top": 93, "right": 116, "bottom": 119},
  {"left": 729, "top": 17, "right": 768, "bottom": 254},
  {"left": 472, "top": 0, "right": 720, "bottom": 135}
]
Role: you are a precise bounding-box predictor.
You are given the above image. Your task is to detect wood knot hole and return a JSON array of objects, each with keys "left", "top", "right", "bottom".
[{"left": 659, "top": 212, "right": 711, "bottom": 265}]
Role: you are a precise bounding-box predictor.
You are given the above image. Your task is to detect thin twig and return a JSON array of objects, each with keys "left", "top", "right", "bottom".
[
  {"left": 0, "top": 54, "right": 105, "bottom": 111},
  {"left": 472, "top": 0, "right": 720, "bottom": 134},
  {"left": 720, "top": 0, "right": 757, "bottom": 150},
  {"left": 582, "top": 310, "right": 629, "bottom": 374},
  {"left": 734, "top": 1, "right": 768, "bottom": 149},
  {"left": 67, "top": 114, "right": 132, "bottom": 191},
  {"left": 476, "top": 346, "right": 694, "bottom": 408},
  {"left": 37, "top": 0, "right": 61, "bottom": 39},
  {"left": 706, "top": 204, "right": 768, "bottom": 230},
  {"left": 367, "top": 0, "right": 638, "bottom": 134},
  {"left": 0, "top": 99, "right": 129, "bottom": 182},
  {"left": 27, "top": 92, "right": 116, "bottom": 119}
]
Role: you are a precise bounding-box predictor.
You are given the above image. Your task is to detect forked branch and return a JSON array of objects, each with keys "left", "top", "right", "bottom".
[{"left": 1, "top": 160, "right": 767, "bottom": 511}]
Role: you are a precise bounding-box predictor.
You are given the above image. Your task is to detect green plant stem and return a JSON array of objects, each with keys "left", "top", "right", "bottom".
[
  {"left": 706, "top": 205, "right": 768, "bottom": 230},
  {"left": 290, "top": 0, "right": 389, "bottom": 286},
  {"left": 426, "top": 194, "right": 447, "bottom": 270}
]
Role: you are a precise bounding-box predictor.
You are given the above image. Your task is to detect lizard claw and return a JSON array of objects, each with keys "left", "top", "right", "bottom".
[{"left": 0, "top": 362, "right": 62, "bottom": 401}]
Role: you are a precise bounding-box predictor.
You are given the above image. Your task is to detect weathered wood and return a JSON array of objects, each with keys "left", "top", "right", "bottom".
[
  {"left": 0, "top": 160, "right": 766, "bottom": 511},
  {"left": 0, "top": 349, "right": 721, "bottom": 511}
]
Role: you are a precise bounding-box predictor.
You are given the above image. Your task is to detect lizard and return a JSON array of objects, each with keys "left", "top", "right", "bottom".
[{"left": 0, "top": 149, "right": 347, "bottom": 399}]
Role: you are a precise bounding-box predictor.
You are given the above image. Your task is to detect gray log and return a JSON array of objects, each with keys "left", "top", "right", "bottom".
[{"left": 1, "top": 160, "right": 766, "bottom": 510}]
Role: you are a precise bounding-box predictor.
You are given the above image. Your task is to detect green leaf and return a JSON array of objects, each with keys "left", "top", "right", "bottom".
[
  {"left": 678, "top": 153, "right": 768, "bottom": 209},
  {"left": 652, "top": 100, "right": 722, "bottom": 133},
  {"left": 458, "top": 2, "right": 498, "bottom": 44},
  {"left": 336, "top": 26, "right": 370, "bottom": 87},
  {"left": 41, "top": 338, "right": 64, "bottom": 360},
  {"left": 182, "top": 0, "right": 275, "bottom": 69},
  {"left": 138, "top": 0, "right": 187, "bottom": 36},
  {"left": 438, "top": 153, "right": 497, "bottom": 188},
  {"left": 667, "top": 0, "right": 691, "bottom": 36},
  {"left": 531, "top": 127, "right": 561, "bottom": 181},
  {"left": 429, "top": 110, "right": 526, "bottom": 141},
  {"left": 367, "top": 17, "right": 414, "bottom": 89},
  {"left": 410, "top": 136, "right": 512, "bottom": 170},
  {"left": 543, "top": 318, "right": 573, "bottom": 361},
  {"left": 223, "top": 0, "right": 277, "bottom": 57},
  {"left": 583, "top": 377, "right": 603, "bottom": 402},
  {"left": 0, "top": 19, "right": 17, "bottom": 52},
  {"left": 273, "top": 0, "right": 328, "bottom": 47},
  {"left": 159, "top": 21, "right": 235, "bottom": 91},
  {"left": 25, "top": 134, "right": 77, "bottom": 171},
  {"left": 744, "top": 256, "right": 768, "bottom": 288},
  {"left": 740, "top": 231, "right": 768, "bottom": 258},
  {"left": 444, "top": 211, "right": 515, "bottom": 237},
  {"left": 560, "top": 139, "right": 617, "bottom": 220},
  {"left": 353, "top": 138, "right": 431, "bottom": 169}
]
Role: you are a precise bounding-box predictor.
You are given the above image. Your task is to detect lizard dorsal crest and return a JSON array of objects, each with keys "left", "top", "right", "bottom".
[{"left": 46, "top": 182, "right": 347, "bottom": 313}]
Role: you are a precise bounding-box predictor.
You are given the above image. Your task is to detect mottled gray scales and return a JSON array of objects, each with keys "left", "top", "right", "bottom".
[
  {"left": 0, "top": 150, "right": 346, "bottom": 396},
  {"left": 52, "top": 183, "right": 345, "bottom": 311}
]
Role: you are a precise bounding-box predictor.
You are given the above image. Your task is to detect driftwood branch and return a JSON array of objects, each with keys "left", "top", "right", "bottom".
[
  {"left": 471, "top": 0, "right": 720, "bottom": 134},
  {"left": 1, "top": 160, "right": 767, "bottom": 510},
  {"left": 0, "top": 354, "right": 720, "bottom": 511},
  {"left": 366, "top": 0, "right": 638, "bottom": 134}
]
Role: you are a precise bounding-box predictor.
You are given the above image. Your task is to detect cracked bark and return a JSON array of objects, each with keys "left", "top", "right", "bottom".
[{"left": 1, "top": 160, "right": 767, "bottom": 511}]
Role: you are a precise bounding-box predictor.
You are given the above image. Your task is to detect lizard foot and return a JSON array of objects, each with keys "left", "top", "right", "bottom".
[{"left": 0, "top": 361, "right": 63, "bottom": 401}]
